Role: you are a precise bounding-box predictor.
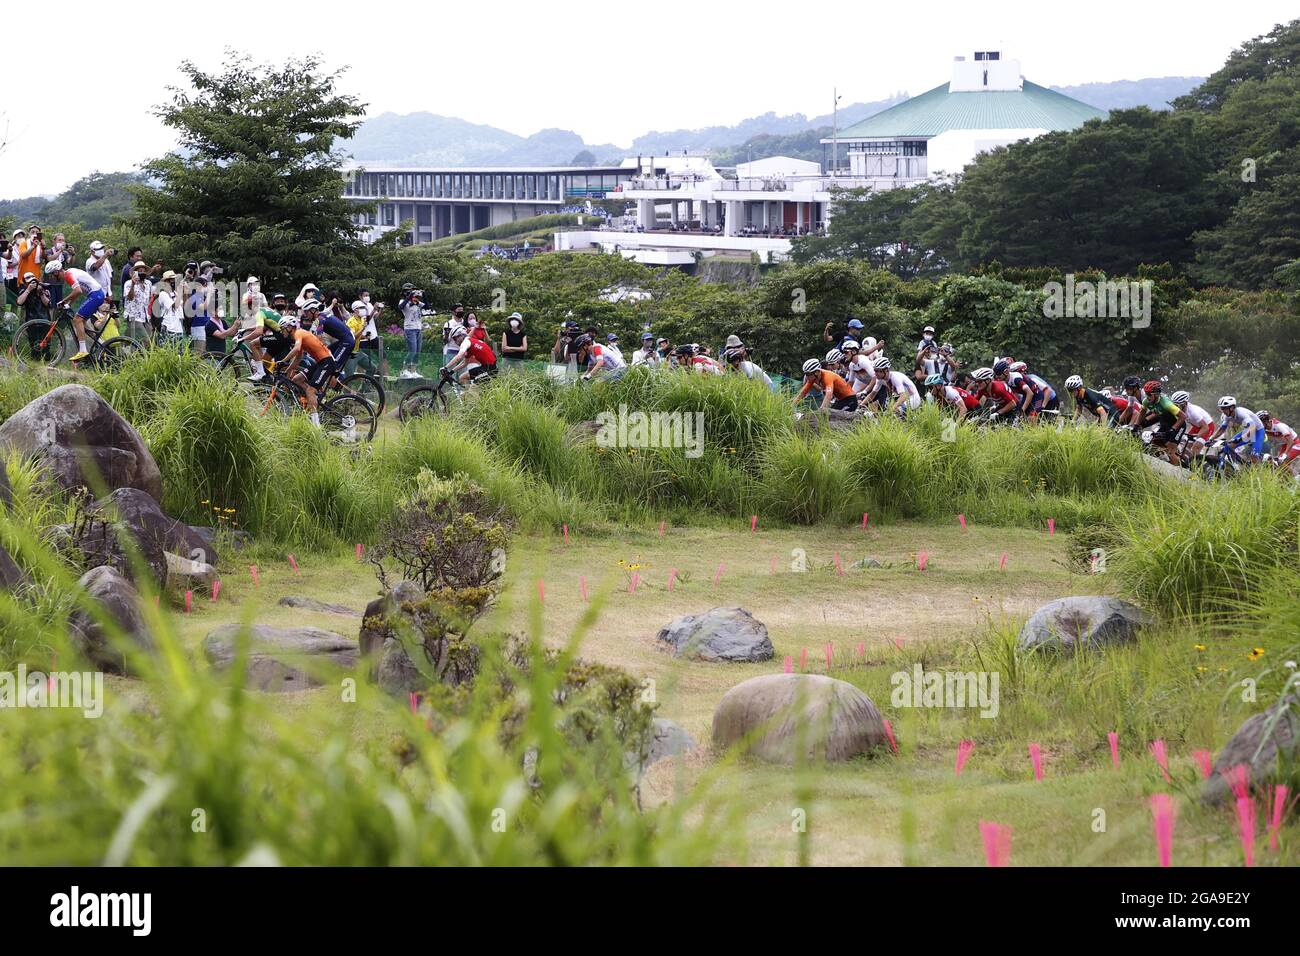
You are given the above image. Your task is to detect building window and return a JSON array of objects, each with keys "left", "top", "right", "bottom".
[{"left": 382, "top": 203, "right": 395, "bottom": 226}]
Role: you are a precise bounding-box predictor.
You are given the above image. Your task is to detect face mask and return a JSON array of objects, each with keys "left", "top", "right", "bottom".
[{"left": 362, "top": 294, "right": 371, "bottom": 303}]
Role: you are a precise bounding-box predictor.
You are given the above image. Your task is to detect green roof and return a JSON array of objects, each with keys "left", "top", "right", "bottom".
[{"left": 831, "top": 80, "right": 1107, "bottom": 139}]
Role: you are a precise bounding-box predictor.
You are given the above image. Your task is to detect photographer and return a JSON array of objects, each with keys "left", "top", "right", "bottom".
[
  {"left": 45, "top": 233, "right": 73, "bottom": 269},
  {"left": 16, "top": 271, "right": 51, "bottom": 323},
  {"left": 85, "top": 241, "right": 115, "bottom": 303},
  {"left": 119, "top": 247, "right": 163, "bottom": 288},
  {"left": 399, "top": 284, "right": 425, "bottom": 378},
  {"left": 14, "top": 227, "right": 44, "bottom": 298},
  {"left": 122, "top": 261, "right": 154, "bottom": 344},
  {"left": 1, "top": 237, "right": 15, "bottom": 303}
]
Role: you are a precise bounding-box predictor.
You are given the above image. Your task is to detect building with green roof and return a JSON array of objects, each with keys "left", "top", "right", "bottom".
[{"left": 822, "top": 52, "right": 1108, "bottom": 182}]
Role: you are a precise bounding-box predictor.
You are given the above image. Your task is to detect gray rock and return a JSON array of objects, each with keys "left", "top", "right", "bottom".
[
  {"left": 1143, "top": 455, "right": 1191, "bottom": 482},
  {"left": 1017, "top": 596, "right": 1150, "bottom": 653},
  {"left": 93, "top": 487, "right": 218, "bottom": 567},
  {"left": 1203, "top": 697, "right": 1299, "bottom": 804},
  {"left": 0, "top": 542, "right": 26, "bottom": 590},
  {"left": 656, "top": 607, "right": 774, "bottom": 662},
  {"left": 203, "top": 624, "right": 357, "bottom": 693},
  {"left": 278, "top": 595, "right": 361, "bottom": 617},
  {"left": 66, "top": 566, "right": 155, "bottom": 675},
  {"left": 712, "top": 673, "right": 887, "bottom": 764},
  {"left": 852, "top": 556, "right": 885, "bottom": 569},
  {"left": 0, "top": 463, "right": 11, "bottom": 509},
  {"left": 165, "top": 551, "right": 218, "bottom": 586},
  {"left": 359, "top": 580, "right": 477, "bottom": 696},
  {"left": 189, "top": 524, "right": 252, "bottom": 550},
  {"left": 644, "top": 717, "right": 698, "bottom": 768},
  {"left": 0, "top": 384, "right": 162, "bottom": 500}
]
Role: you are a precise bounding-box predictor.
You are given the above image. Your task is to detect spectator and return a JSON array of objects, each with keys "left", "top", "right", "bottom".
[
  {"left": 187, "top": 272, "right": 214, "bottom": 351},
  {"left": 500, "top": 312, "right": 528, "bottom": 368},
  {"left": 296, "top": 282, "right": 320, "bottom": 309},
  {"left": 399, "top": 286, "right": 425, "bottom": 378},
  {"left": 119, "top": 247, "right": 162, "bottom": 288},
  {"left": 46, "top": 233, "right": 73, "bottom": 269},
  {"left": 121, "top": 262, "right": 153, "bottom": 344},
  {"left": 2, "top": 235, "right": 17, "bottom": 303},
  {"left": 85, "top": 241, "right": 115, "bottom": 302},
  {"left": 154, "top": 271, "right": 186, "bottom": 349},
  {"left": 602, "top": 332, "right": 624, "bottom": 365},
  {"left": 16, "top": 271, "right": 51, "bottom": 323},
  {"left": 354, "top": 292, "right": 382, "bottom": 375},
  {"left": 631, "top": 332, "right": 659, "bottom": 366},
  {"left": 16, "top": 227, "right": 44, "bottom": 297}
]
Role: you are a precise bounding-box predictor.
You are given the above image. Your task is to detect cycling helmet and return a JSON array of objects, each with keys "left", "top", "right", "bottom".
[
  {"left": 992, "top": 359, "right": 1010, "bottom": 376},
  {"left": 300, "top": 299, "right": 321, "bottom": 313},
  {"left": 1123, "top": 375, "right": 1142, "bottom": 389},
  {"left": 43, "top": 260, "right": 61, "bottom": 276},
  {"left": 1064, "top": 375, "right": 1084, "bottom": 391},
  {"left": 841, "top": 339, "right": 860, "bottom": 351},
  {"left": 571, "top": 333, "right": 594, "bottom": 350},
  {"left": 1217, "top": 395, "right": 1236, "bottom": 409},
  {"left": 802, "top": 358, "right": 822, "bottom": 375},
  {"left": 924, "top": 373, "right": 945, "bottom": 387},
  {"left": 939, "top": 343, "right": 955, "bottom": 355},
  {"left": 972, "top": 367, "right": 994, "bottom": 382},
  {"left": 275, "top": 314, "right": 299, "bottom": 332},
  {"left": 825, "top": 348, "right": 844, "bottom": 365},
  {"left": 1009, "top": 361, "right": 1027, "bottom": 373},
  {"left": 873, "top": 356, "right": 892, "bottom": 371},
  {"left": 1258, "top": 409, "right": 1272, "bottom": 421},
  {"left": 863, "top": 336, "right": 878, "bottom": 349},
  {"left": 1170, "top": 390, "right": 1190, "bottom": 406},
  {"left": 1143, "top": 380, "right": 1162, "bottom": 394}
]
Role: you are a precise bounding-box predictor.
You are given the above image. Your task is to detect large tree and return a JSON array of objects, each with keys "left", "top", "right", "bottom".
[{"left": 129, "top": 52, "right": 372, "bottom": 289}]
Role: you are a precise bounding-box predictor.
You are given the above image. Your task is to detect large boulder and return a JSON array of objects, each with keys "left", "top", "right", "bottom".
[
  {"left": 656, "top": 607, "right": 774, "bottom": 662},
  {"left": 359, "top": 580, "right": 479, "bottom": 696},
  {"left": 93, "top": 488, "right": 218, "bottom": 566},
  {"left": 1143, "top": 456, "right": 1191, "bottom": 482},
  {"left": 0, "top": 463, "right": 11, "bottom": 508},
  {"left": 279, "top": 595, "right": 361, "bottom": 617},
  {"left": 203, "top": 624, "right": 358, "bottom": 694},
  {"left": 712, "top": 673, "right": 887, "bottom": 764},
  {"left": 66, "top": 566, "right": 155, "bottom": 674},
  {"left": 0, "top": 384, "right": 162, "bottom": 500},
  {"left": 1202, "top": 697, "right": 1298, "bottom": 804},
  {"left": 1017, "top": 596, "right": 1149, "bottom": 653},
  {"left": 0, "top": 542, "right": 26, "bottom": 589}
]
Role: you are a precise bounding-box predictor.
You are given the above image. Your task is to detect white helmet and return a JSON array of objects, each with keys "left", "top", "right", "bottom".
[
  {"left": 863, "top": 336, "right": 878, "bottom": 349},
  {"left": 972, "top": 367, "right": 994, "bottom": 381},
  {"left": 1217, "top": 396, "right": 1236, "bottom": 409},
  {"left": 873, "top": 356, "right": 891, "bottom": 371},
  {"left": 43, "top": 260, "right": 62, "bottom": 276},
  {"left": 1171, "top": 390, "right": 1190, "bottom": 406},
  {"left": 1064, "top": 375, "right": 1084, "bottom": 391},
  {"left": 841, "top": 339, "right": 860, "bottom": 351},
  {"left": 802, "top": 358, "right": 822, "bottom": 375},
  {"left": 825, "top": 348, "right": 844, "bottom": 365}
]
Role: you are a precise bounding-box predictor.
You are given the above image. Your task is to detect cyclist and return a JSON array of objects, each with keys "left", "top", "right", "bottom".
[
  {"left": 1211, "top": 396, "right": 1266, "bottom": 463},
  {"left": 926, "top": 373, "right": 979, "bottom": 420},
  {"left": 1170, "top": 390, "right": 1215, "bottom": 453},
  {"left": 871, "top": 356, "right": 923, "bottom": 417},
  {"left": 974, "top": 366, "right": 1019, "bottom": 421},
  {"left": 1137, "top": 380, "right": 1186, "bottom": 466},
  {"left": 824, "top": 347, "right": 846, "bottom": 376},
  {"left": 1257, "top": 411, "right": 1299, "bottom": 470},
  {"left": 795, "top": 357, "right": 857, "bottom": 412},
  {"left": 1117, "top": 376, "right": 1148, "bottom": 429},
  {"left": 723, "top": 346, "right": 774, "bottom": 389},
  {"left": 305, "top": 298, "right": 356, "bottom": 382},
  {"left": 45, "top": 260, "right": 105, "bottom": 361},
  {"left": 997, "top": 360, "right": 1035, "bottom": 416},
  {"left": 1065, "top": 374, "right": 1123, "bottom": 425},
  {"left": 280, "top": 314, "right": 337, "bottom": 427}
]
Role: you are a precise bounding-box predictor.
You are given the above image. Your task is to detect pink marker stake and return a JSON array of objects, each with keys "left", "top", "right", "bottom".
[
  {"left": 211, "top": 579, "right": 221, "bottom": 602},
  {"left": 249, "top": 565, "right": 260, "bottom": 586},
  {"left": 537, "top": 579, "right": 545, "bottom": 605},
  {"left": 883, "top": 719, "right": 898, "bottom": 754},
  {"left": 408, "top": 691, "right": 419, "bottom": 715},
  {"left": 861, "top": 511, "right": 869, "bottom": 530},
  {"left": 1192, "top": 750, "right": 1214, "bottom": 779},
  {"left": 750, "top": 515, "right": 757, "bottom": 533},
  {"left": 1268, "top": 785, "right": 1291, "bottom": 852},
  {"left": 356, "top": 543, "right": 364, "bottom": 562},
  {"left": 287, "top": 553, "right": 299, "bottom": 575},
  {"left": 628, "top": 571, "right": 640, "bottom": 593},
  {"left": 1150, "top": 739, "right": 1172, "bottom": 783},
  {"left": 1236, "top": 797, "right": 1257, "bottom": 867},
  {"left": 579, "top": 575, "right": 588, "bottom": 603},
  {"left": 1047, "top": 518, "right": 1056, "bottom": 536},
  {"left": 917, "top": 550, "right": 928, "bottom": 571},
  {"left": 856, "top": 641, "right": 865, "bottom": 657},
  {"left": 1108, "top": 731, "right": 1120, "bottom": 769},
  {"left": 998, "top": 551, "right": 1008, "bottom": 571},
  {"left": 713, "top": 561, "right": 725, "bottom": 586},
  {"left": 798, "top": 648, "right": 807, "bottom": 672},
  {"left": 184, "top": 590, "right": 193, "bottom": 614},
  {"left": 824, "top": 643, "right": 833, "bottom": 671},
  {"left": 834, "top": 552, "right": 844, "bottom": 576},
  {"left": 1150, "top": 794, "right": 1176, "bottom": 868},
  {"left": 958, "top": 513, "right": 967, "bottom": 532},
  {"left": 1228, "top": 764, "right": 1251, "bottom": 802},
  {"left": 659, "top": 521, "right": 666, "bottom": 537},
  {"left": 955, "top": 740, "right": 975, "bottom": 776},
  {"left": 893, "top": 637, "right": 903, "bottom": 651},
  {"left": 1028, "top": 743, "right": 1043, "bottom": 781},
  {"left": 562, "top": 524, "right": 569, "bottom": 545},
  {"left": 979, "top": 821, "right": 1012, "bottom": 867},
  {"left": 783, "top": 655, "right": 792, "bottom": 674},
  {"left": 667, "top": 568, "right": 677, "bottom": 591}
]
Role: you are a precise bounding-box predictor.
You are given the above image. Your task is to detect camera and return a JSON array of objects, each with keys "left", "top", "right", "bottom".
[{"left": 209, "top": 265, "right": 224, "bottom": 276}]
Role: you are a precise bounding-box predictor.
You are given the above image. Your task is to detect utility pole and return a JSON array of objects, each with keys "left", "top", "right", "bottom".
[{"left": 831, "top": 88, "right": 843, "bottom": 174}]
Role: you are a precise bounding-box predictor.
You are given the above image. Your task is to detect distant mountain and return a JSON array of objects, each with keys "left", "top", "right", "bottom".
[
  {"left": 347, "top": 112, "right": 622, "bottom": 167},
  {"left": 0, "top": 172, "right": 142, "bottom": 230},
  {"left": 1049, "top": 76, "right": 1203, "bottom": 111}
]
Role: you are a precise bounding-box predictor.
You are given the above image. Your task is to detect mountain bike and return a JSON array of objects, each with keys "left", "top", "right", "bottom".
[
  {"left": 218, "top": 341, "right": 386, "bottom": 414},
  {"left": 397, "top": 366, "right": 461, "bottom": 422},
  {"left": 244, "top": 366, "right": 378, "bottom": 443},
  {"left": 11, "top": 305, "right": 143, "bottom": 369}
]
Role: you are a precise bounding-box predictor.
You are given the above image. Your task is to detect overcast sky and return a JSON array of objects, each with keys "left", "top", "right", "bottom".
[{"left": 2, "top": 0, "right": 1294, "bottom": 199}]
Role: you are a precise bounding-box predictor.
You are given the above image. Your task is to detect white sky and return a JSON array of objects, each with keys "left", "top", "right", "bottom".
[{"left": 1, "top": 0, "right": 1294, "bottom": 199}]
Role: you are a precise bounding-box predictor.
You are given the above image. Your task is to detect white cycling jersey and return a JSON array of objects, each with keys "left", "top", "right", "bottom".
[
  {"left": 1219, "top": 407, "right": 1263, "bottom": 433},
  {"left": 1183, "top": 403, "right": 1213, "bottom": 433},
  {"left": 883, "top": 370, "right": 922, "bottom": 409}
]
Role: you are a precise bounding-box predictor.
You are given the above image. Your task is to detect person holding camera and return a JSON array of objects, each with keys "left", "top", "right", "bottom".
[
  {"left": 16, "top": 271, "right": 51, "bottom": 322},
  {"left": 399, "top": 284, "right": 425, "bottom": 378},
  {"left": 1, "top": 237, "right": 17, "bottom": 304},
  {"left": 119, "top": 247, "right": 163, "bottom": 289},
  {"left": 85, "top": 241, "right": 115, "bottom": 303},
  {"left": 122, "top": 262, "right": 154, "bottom": 344}
]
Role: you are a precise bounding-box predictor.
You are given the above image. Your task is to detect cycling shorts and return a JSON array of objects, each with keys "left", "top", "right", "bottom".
[
  {"left": 304, "top": 355, "right": 337, "bottom": 391},
  {"left": 1230, "top": 429, "right": 1266, "bottom": 455},
  {"left": 76, "top": 289, "right": 106, "bottom": 319}
]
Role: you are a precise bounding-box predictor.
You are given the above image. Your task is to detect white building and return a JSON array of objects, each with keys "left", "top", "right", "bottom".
[{"left": 823, "top": 51, "right": 1108, "bottom": 178}]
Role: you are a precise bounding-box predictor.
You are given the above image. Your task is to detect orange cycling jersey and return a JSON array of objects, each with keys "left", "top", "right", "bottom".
[
  {"left": 797, "top": 369, "right": 855, "bottom": 401},
  {"left": 292, "top": 328, "right": 332, "bottom": 362}
]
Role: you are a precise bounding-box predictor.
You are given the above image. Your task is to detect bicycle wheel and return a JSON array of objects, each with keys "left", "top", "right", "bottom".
[
  {"left": 95, "top": 336, "right": 145, "bottom": 370},
  {"left": 397, "top": 384, "right": 449, "bottom": 422},
  {"left": 11, "top": 319, "right": 66, "bottom": 367},
  {"left": 320, "top": 394, "right": 377, "bottom": 444},
  {"left": 216, "top": 347, "right": 255, "bottom": 381},
  {"left": 246, "top": 378, "right": 301, "bottom": 418},
  {"left": 341, "top": 372, "right": 386, "bottom": 416}
]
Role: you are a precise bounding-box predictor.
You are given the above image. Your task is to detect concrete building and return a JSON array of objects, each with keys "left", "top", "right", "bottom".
[
  {"left": 343, "top": 163, "right": 637, "bottom": 244},
  {"left": 823, "top": 51, "right": 1107, "bottom": 178}
]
